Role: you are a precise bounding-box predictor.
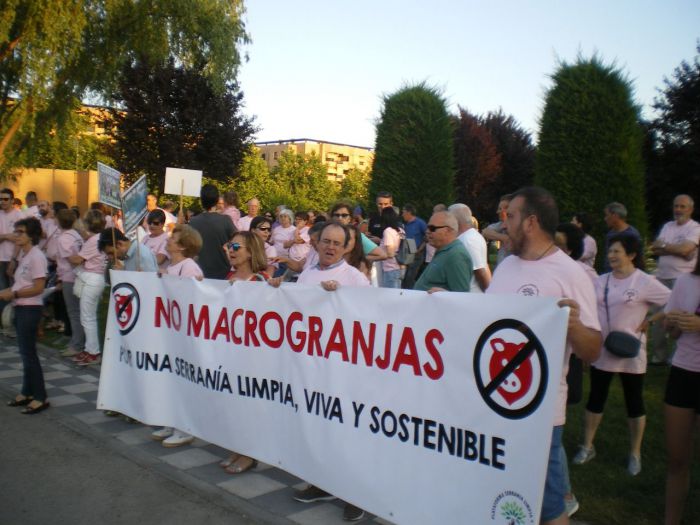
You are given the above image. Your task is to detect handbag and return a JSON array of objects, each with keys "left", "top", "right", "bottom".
[{"left": 603, "top": 274, "right": 641, "bottom": 358}]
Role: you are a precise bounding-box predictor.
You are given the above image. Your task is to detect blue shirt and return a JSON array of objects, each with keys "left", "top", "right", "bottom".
[
  {"left": 404, "top": 216, "right": 427, "bottom": 248},
  {"left": 125, "top": 241, "right": 158, "bottom": 272}
]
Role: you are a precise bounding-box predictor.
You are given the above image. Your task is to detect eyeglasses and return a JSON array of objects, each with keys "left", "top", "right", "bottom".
[
  {"left": 256, "top": 226, "right": 271, "bottom": 232},
  {"left": 332, "top": 213, "right": 350, "bottom": 219},
  {"left": 227, "top": 242, "right": 244, "bottom": 251},
  {"left": 427, "top": 224, "right": 449, "bottom": 232},
  {"left": 320, "top": 238, "right": 344, "bottom": 248},
  {"left": 148, "top": 221, "right": 162, "bottom": 226}
]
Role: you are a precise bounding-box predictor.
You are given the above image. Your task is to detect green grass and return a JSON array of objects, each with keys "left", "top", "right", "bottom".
[{"left": 564, "top": 362, "right": 700, "bottom": 524}]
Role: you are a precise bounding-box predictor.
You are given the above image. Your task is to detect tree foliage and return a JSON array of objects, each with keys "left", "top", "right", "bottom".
[
  {"left": 452, "top": 108, "right": 501, "bottom": 221},
  {"left": 338, "top": 167, "right": 371, "bottom": 210},
  {"left": 370, "top": 82, "right": 454, "bottom": 216},
  {"left": 647, "top": 43, "right": 700, "bottom": 232},
  {"left": 0, "top": 0, "right": 248, "bottom": 170},
  {"left": 109, "top": 59, "right": 255, "bottom": 193},
  {"left": 535, "top": 56, "right": 646, "bottom": 243}
]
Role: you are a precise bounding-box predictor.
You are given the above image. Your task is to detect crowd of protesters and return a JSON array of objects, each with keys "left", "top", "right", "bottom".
[{"left": 2, "top": 184, "right": 699, "bottom": 525}]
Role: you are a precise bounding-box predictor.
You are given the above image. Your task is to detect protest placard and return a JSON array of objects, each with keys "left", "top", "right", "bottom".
[
  {"left": 97, "top": 162, "right": 122, "bottom": 209},
  {"left": 121, "top": 175, "right": 148, "bottom": 233}
]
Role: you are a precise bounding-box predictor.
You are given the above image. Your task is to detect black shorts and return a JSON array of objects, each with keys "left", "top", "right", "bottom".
[{"left": 664, "top": 366, "right": 700, "bottom": 414}]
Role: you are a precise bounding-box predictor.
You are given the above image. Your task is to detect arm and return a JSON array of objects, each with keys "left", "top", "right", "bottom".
[
  {"left": 651, "top": 239, "right": 697, "bottom": 259},
  {"left": 557, "top": 298, "right": 602, "bottom": 363},
  {"left": 275, "top": 256, "right": 305, "bottom": 273},
  {"left": 482, "top": 225, "right": 508, "bottom": 243},
  {"left": 68, "top": 254, "right": 85, "bottom": 266},
  {"left": 365, "top": 245, "right": 386, "bottom": 262},
  {"left": 0, "top": 277, "right": 46, "bottom": 301},
  {"left": 474, "top": 266, "right": 492, "bottom": 292}
]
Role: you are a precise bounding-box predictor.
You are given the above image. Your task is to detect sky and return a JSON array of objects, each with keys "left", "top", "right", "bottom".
[{"left": 237, "top": 0, "right": 699, "bottom": 149}]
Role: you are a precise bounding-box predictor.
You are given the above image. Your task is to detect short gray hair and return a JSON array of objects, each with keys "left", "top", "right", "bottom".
[
  {"left": 279, "top": 208, "right": 295, "bottom": 222},
  {"left": 432, "top": 210, "right": 458, "bottom": 231},
  {"left": 605, "top": 202, "right": 627, "bottom": 219},
  {"left": 448, "top": 203, "right": 473, "bottom": 227}
]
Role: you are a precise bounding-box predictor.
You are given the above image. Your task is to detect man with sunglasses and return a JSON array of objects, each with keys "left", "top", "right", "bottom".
[
  {"left": 414, "top": 211, "right": 473, "bottom": 292},
  {"left": 0, "top": 188, "right": 24, "bottom": 325}
]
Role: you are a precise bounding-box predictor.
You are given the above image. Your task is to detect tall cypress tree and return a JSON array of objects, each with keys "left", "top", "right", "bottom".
[
  {"left": 536, "top": 57, "right": 646, "bottom": 244},
  {"left": 370, "top": 83, "right": 454, "bottom": 216}
]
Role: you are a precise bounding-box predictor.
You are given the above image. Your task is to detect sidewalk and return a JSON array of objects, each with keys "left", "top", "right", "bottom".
[{"left": 0, "top": 336, "right": 591, "bottom": 525}]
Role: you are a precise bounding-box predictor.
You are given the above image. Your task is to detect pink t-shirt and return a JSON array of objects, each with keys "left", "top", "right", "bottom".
[
  {"left": 665, "top": 272, "right": 700, "bottom": 372},
  {"left": 594, "top": 270, "right": 671, "bottom": 374},
  {"left": 581, "top": 234, "right": 597, "bottom": 268},
  {"left": 12, "top": 245, "right": 47, "bottom": 306},
  {"left": 39, "top": 217, "right": 58, "bottom": 257},
  {"left": 78, "top": 234, "right": 107, "bottom": 274},
  {"left": 143, "top": 232, "right": 169, "bottom": 272},
  {"left": 0, "top": 209, "right": 24, "bottom": 261},
  {"left": 298, "top": 259, "right": 370, "bottom": 287},
  {"left": 271, "top": 225, "right": 296, "bottom": 258},
  {"left": 238, "top": 215, "right": 255, "bottom": 231},
  {"left": 289, "top": 226, "right": 311, "bottom": 261},
  {"left": 303, "top": 248, "right": 319, "bottom": 270},
  {"left": 166, "top": 258, "right": 203, "bottom": 279},
  {"left": 577, "top": 260, "right": 598, "bottom": 285},
  {"left": 222, "top": 207, "right": 241, "bottom": 230},
  {"left": 381, "top": 227, "right": 401, "bottom": 272},
  {"left": 487, "top": 249, "right": 601, "bottom": 426},
  {"left": 655, "top": 219, "right": 700, "bottom": 279},
  {"left": 56, "top": 229, "right": 83, "bottom": 283}
]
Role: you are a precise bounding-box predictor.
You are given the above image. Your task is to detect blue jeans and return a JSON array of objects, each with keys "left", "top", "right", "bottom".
[
  {"left": 541, "top": 425, "right": 566, "bottom": 521},
  {"left": 15, "top": 305, "right": 46, "bottom": 402},
  {"left": 381, "top": 269, "right": 402, "bottom": 289}
]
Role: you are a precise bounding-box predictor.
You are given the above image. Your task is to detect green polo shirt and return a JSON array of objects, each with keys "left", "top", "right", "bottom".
[{"left": 414, "top": 239, "right": 473, "bottom": 292}]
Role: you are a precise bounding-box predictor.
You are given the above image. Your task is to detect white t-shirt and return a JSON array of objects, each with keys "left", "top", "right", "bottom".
[
  {"left": 594, "top": 270, "right": 671, "bottom": 374},
  {"left": 238, "top": 215, "right": 255, "bottom": 231},
  {"left": 271, "top": 225, "right": 296, "bottom": 258},
  {"left": 487, "top": 249, "right": 600, "bottom": 427},
  {"left": 458, "top": 229, "right": 488, "bottom": 293},
  {"left": 665, "top": 272, "right": 700, "bottom": 372},
  {"left": 298, "top": 259, "right": 370, "bottom": 287},
  {"left": 289, "top": 226, "right": 311, "bottom": 261},
  {"left": 380, "top": 227, "right": 401, "bottom": 272},
  {"left": 655, "top": 219, "right": 700, "bottom": 279}
]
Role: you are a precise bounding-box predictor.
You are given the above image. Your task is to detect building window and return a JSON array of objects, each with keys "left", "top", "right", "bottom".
[
  {"left": 273, "top": 151, "right": 278, "bottom": 160},
  {"left": 261, "top": 153, "right": 266, "bottom": 160}
]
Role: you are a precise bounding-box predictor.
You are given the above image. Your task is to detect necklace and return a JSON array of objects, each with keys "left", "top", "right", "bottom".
[{"left": 536, "top": 242, "right": 555, "bottom": 260}]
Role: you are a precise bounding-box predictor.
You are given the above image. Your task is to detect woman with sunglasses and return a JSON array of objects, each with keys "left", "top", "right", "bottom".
[
  {"left": 3, "top": 218, "right": 50, "bottom": 414},
  {"left": 250, "top": 216, "right": 277, "bottom": 276},
  {"left": 142, "top": 209, "right": 169, "bottom": 272},
  {"left": 220, "top": 231, "right": 268, "bottom": 474}
]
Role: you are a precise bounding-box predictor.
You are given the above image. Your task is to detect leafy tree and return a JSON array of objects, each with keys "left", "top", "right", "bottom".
[
  {"left": 536, "top": 56, "right": 647, "bottom": 245},
  {"left": 0, "top": 0, "right": 248, "bottom": 170},
  {"left": 370, "top": 82, "right": 454, "bottom": 216},
  {"left": 110, "top": 59, "right": 255, "bottom": 193},
  {"left": 452, "top": 107, "right": 501, "bottom": 221},
  {"left": 647, "top": 43, "right": 700, "bottom": 232},
  {"left": 268, "top": 150, "right": 338, "bottom": 212},
  {"left": 338, "top": 167, "right": 371, "bottom": 210}
]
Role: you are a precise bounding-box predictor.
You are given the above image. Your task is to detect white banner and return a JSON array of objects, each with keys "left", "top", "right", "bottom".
[{"left": 98, "top": 271, "right": 569, "bottom": 525}]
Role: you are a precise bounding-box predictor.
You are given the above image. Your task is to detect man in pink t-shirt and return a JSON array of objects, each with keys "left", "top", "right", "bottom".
[
  {"left": 649, "top": 194, "right": 700, "bottom": 364},
  {"left": 487, "top": 187, "right": 601, "bottom": 525}
]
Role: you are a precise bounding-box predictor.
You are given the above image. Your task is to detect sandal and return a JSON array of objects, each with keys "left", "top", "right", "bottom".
[
  {"left": 224, "top": 456, "right": 257, "bottom": 474},
  {"left": 21, "top": 401, "right": 50, "bottom": 415},
  {"left": 219, "top": 453, "right": 241, "bottom": 468},
  {"left": 7, "top": 396, "right": 32, "bottom": 407}
]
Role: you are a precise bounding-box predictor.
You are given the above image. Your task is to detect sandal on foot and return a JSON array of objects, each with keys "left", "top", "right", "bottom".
[
  {"left": 7, "top": 396, "right": 32, "bottom": 407},
  {"left": 219, "top": 453, "right": 241, "bottom": 468},
  {"left": 21, "top": 401, "right": 50, "bottom": 415},
  {"left": 224, "top": 456, "right": 257, "bottom": 474}
]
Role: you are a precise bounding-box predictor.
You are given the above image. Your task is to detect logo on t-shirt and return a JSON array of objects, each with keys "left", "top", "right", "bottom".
[
  {"left": 112, "top": 282, "right": 140, "bottom": 335},
  {"left": 473, "top": 319, "right": 548, "bottom": 419},
  {"left": 623, "top": 288, "right": 639, "bottom": 303},
  {"left": 516, "top": 284, "right": 539, "bottom": 297}
]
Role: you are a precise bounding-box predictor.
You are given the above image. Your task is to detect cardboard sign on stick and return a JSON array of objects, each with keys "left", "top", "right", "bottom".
[
  {"left": 164, "top": 167, "right": 203, "bottom": 197},
  {"left": 121, "top": 175, "right": 148, "bottom": 233},
  {"left": 97, "top": 162, "right": 122, "bottom": 209}
]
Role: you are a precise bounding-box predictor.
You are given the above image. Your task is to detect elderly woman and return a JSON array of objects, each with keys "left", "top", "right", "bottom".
[
  {"left": 3, "top": 218, "right": 49, "bottom": 414},
  {"left": 271, "top": 208, "right": 296, "bottom": 277},
  {"left": 152, "top": 225, "right": 204, "bottom": 447},
  {"left": 573, "top": 234, "right": 670, "bottom": 476}
]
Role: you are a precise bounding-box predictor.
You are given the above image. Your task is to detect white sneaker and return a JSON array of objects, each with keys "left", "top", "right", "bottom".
[
  {"left": 151, "top": 427, "right": 174, "bottom": 441},
  {"left": 565, "top": 494, "right": 579, "bottom": 517},
  {"left": 572, "top": 445, "right": 596, "bottom": 465},
  {"left": 628, "top": 454, "right": 642, "bottom": 476},
  {"left": 162, "top": 430, "right": 194, "bottom": 448}
]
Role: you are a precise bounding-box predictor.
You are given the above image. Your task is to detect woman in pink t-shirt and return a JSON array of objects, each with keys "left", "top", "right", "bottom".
[
  {"left": 378, "top": 207, "right": 401, "bottom": 288},
  {"left": 142, "top": 209, "right": 170, "bottom": 272},
  {"left": 55, "top": 209, "right": 85, "bottom": 358},
  {"left": 68, "top": 210, "right": 107, "bottom": 367},
  {"left": 152, "top": 225, "right": 204, "bottom": 448},
  {"left": 2, "top": 218, "right": 49, "bottom": 414},
  {"left": 663, "top": 251, "right": 700, "bottom": 525},
  {"left": 573, "top": 234, "right": 670, "bottom": 477}
]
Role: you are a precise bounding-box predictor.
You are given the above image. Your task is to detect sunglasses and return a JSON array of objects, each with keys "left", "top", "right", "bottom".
[
  {"left": 0, "top": 197, "right": 10, "bottom": 201},
  {"left": 148, "top": 221, "right": 162, "bottom": 226},
  {"left": 227, "top": 242, "right": 243, "bottom": 251},
  {"left": 427, "top": 224, "right": 449, "bottom": 232},
  {"left": 256, "top": 226, "right": 271, "bottom": 232},
  {"left": 332, "top": 213, "right": 350, "bottom": 218}
]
